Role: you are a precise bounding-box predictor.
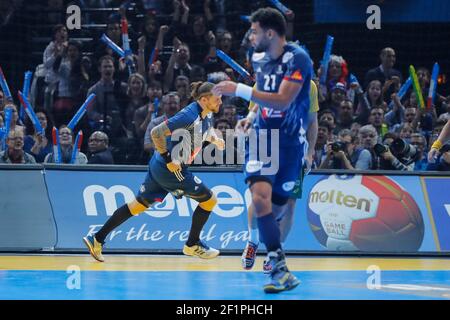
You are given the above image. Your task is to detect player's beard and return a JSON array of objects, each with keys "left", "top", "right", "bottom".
[{"left": 254, "top": 38, "right": 270, "bottom": 53}]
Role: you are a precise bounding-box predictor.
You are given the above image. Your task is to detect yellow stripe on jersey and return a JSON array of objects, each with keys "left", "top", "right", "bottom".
[{"left": 309, "top": 80, "right": 319, "bottom": 113}]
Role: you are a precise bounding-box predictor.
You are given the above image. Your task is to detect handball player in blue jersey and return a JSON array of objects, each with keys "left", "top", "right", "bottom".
[
  {"left": 84, "top": 81, "right": 224, "bottom": 261},
  {"left": 213, "top": 8, "right": 313, "bottom": 293}
]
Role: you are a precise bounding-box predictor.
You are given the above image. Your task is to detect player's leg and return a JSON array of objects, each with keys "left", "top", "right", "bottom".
[
  {"left": 260, "top": 147, "right": 302, "bottom": 292},
  {"left": 183, "top": 190, "right": 220, "bottom": 259},
  {"left": 241, "top": 203, "right": 260, "bottom": 269},
  {"left": 83, "top": 170, "right": 167, "bottom": 262},
  {"left": 278, "top": 198, "right": 297, "bottom": 243},
  {"left": 152, "top": 163, "right": 220, "bottom": 259}
]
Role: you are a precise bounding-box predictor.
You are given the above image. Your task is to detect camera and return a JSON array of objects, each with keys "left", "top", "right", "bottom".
[
  {"left": 390, "top": 138, "right": 415, "bottom": 158},
  {"left": 374, "top": 143, "right": 389, "bottom": 156},
  {"left": 374, "top": 138, "right": 419, "bottom": 168},
  {"left": 331, "top": 141, "right": 347, "bottom": 152}
]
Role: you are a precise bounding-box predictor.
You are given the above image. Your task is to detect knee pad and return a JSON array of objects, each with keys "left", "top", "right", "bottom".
[{"left": 128, "top": 197, "right": 150, "bottom": 216}]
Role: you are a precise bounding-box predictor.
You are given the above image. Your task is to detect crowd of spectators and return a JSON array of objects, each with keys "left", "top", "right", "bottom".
[{"left": 0, "top": 0, "right": 449, "bottom": 171}]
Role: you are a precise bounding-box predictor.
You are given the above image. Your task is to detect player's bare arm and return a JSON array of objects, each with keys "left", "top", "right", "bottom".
[{"left": 150, "top": 121, "right": 171, "bottom": 154}]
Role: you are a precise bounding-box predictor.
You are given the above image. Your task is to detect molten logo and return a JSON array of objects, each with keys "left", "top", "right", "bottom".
[{"left": 309, "top": 190, "right": 372, "bottom": 213}]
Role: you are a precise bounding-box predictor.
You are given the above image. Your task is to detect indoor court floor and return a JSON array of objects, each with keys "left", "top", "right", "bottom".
[{"left": 0, "top": 254, "right": 449, "bottom": 300}]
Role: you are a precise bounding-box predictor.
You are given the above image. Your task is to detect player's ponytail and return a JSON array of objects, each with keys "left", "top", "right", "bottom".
[{"left": 191, "top": 81, "right": 215, "bottom": 100}]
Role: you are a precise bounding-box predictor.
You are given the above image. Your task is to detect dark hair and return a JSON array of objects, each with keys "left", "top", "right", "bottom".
[
  {"left": 53, "top": 24, "right": 66, "bottom": 38},
  {"left": 250, "top": 7, "right": 286, "bottom": 36},
  {"left": 98, "top": 55, "right": 115, "bottom": 66},
  {"left": 190, "top": 81, "right": 215, "bottom": 100},
  {"left": 25, "top": 108, "right": 53, "bottom": 140}
]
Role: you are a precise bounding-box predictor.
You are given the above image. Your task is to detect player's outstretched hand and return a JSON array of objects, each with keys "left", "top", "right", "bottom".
[{"left": 212, "top": 81, "right": 237, "bottom": 97}]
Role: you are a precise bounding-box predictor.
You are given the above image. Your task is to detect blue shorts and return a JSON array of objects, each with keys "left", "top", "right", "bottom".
[
  {"left": 244, "top": 129, "right": 305, "bottom": 201},
  {"left": 137, "top": 156, "right": 213, "bottom": 206}
]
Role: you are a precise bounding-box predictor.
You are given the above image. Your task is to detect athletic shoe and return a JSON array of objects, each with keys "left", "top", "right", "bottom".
[
  {"left": 263, "top": 249, "right": 300, "bottom": 293},
  {"left": 241, "top": 241, "right": 258, "bottom": 270},
  {"left": 263, "top": 256, "right": 272, "bottom": 274},
  {"left": 183, "top": 240, "right": 220, "bottom": 259},
  {"left": 83, "top": 235, "right": 105, "bottom": 262}
]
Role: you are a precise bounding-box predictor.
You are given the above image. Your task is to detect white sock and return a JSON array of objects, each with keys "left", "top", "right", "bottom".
[{"left": 248, "top": 227, "right": 260, "bottom": 245}]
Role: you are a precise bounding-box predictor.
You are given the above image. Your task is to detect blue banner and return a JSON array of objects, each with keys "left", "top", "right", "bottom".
[
  {"left": 44, "top": 169, "right": 442, "bottom": 252},
  {"left": 315, "top": 0, "right": 450, "bottom": 23},
  {"left": 421, "top": 177, "right": 450, "bottom": 251}
]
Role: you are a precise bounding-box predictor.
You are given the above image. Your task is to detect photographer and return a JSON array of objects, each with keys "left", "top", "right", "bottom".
[
  {"left": 373, "top": 135, "right": 419, "bottom": 171},
  {"left": 319, "top": 130, "right": 370, "bottom": 170}
]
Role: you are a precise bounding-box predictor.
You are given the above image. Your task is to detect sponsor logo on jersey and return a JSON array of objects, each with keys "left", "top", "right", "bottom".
[
  {"left": 282, "top": 51, "right": 294, "bottom": 64},
  {"left": 282, "top": 181, "right": 296, "bottom": 192},
  {"left": 261, "top": 107, "right": 284, "bottom": 119},
  {"left": 276, "top": 64, "right": 283, "bottom": 75},
  {"left": 194, "top": 176, "right": 202, "bottom": 184}
]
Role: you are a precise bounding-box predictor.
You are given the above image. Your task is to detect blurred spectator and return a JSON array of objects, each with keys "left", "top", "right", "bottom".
[
  {"left": 322, "top": 82, "right": 346, "bottom": 114},
  {"left": 356, "top": 80, "right": 385, "bottom": 118},
  {"left": 2, "top": 104, "right": 25, "bottom": 135},
  {"left": 87, "top": 131, "right": 114, "bottom": 164},
  {"left": 43, "top": 24, "right": 68, "bottom": 110},
  {"left": 368, "top": 107, "right": 388, "bottom": 140},
  {"left": 364, "top": 47, "right": 403, "bottom": 87},
  {"left": 124, "top": 73, "right": 147, "bottom": 137},
  {"left": 221, "top": 104, "right": 238, "bottom": 128},
  {"left": 319, "top": 109, "right": 337, "bottom": 137},
  {"left": 0, "top": 129, "right": 36, "bottom": 164},
  {"left": 318, "top": 55, "right": 349, "bottom": 104},
  {"left": 164, "top": 42, "right": 192, "bottom": 92},
  {"left": 143, "top": 92, "right": 181, "bottom": 156},
  {"left": 23, "top": 110, "right": 53, "bottom": 163},
  {"left": 94, "top": 19, "right": 121, "bottom": 62},
  {"left": 44, "top": 125, "right": 88, "bottom": 164},
  {"left": 313, "top": 121, "right": 333, "bottom": 167},
  {"left": 52, "top": 40, "right": 84, "bottom": 127},
  {"left": 427, "top": 143, "right": 450, "bottom": 171},
  {"left": 134, "top": 81, "right": 163, "bottom": 141},
  {"left": 411, "top": 133, "right": 428, "bottom": 171},
  {"left": 357, "top": 124, "right": 378, "bottom": 169},
  {"left": 175, "top": 75, "right": 191, "bottom": 107},
  {"left": 398, "top": 122, "right": 414, "bottom": 142},
  {"left": 177, "top": 1, "right": 215, "bottom": 65},
  {"left": 417, "top": 67, "right": 430, "bottom": 92},
  {"left": 87, "top": 55, "right": 127, "bottom": 137}
]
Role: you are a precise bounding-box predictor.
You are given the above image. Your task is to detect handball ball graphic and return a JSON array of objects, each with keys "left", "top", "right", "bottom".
[{"left": 307, "top": 175, "right": 424, "bottom": 252}]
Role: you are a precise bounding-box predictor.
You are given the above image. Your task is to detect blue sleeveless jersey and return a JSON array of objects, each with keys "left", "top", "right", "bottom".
[{"left": 252, "top": 42, "right": 312, "bottom": 147}]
